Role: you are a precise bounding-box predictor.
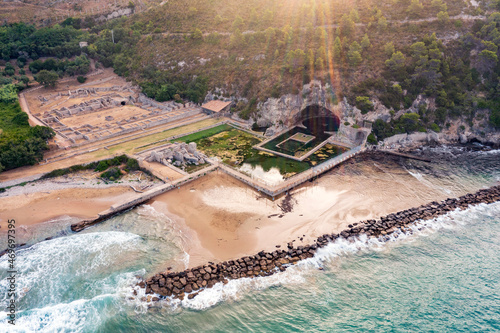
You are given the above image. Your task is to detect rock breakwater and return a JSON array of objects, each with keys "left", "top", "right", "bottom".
[{"left": 143, "top": 185, "right": 500, "bottom": 300}]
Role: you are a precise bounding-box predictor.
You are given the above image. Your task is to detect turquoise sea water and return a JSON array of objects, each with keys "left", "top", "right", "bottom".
[{"left": 1, "top": 146, "right": 499, "bottom": 332}]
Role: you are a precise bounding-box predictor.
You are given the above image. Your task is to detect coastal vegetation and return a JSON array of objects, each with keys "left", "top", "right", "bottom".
[
  {"left": 106, "top": 0, "right": 500, "bottom": 134},
  {"left": 41, "top": 154, "right": 144, "bottom": 181},
  {"left": 0, "top": 98, "right": 55, "bottom": 172},
  {"left": 2, "top": 0, "right": 500, "bottom": 172},
  {"left": 0, "top": 154, "right": 150, "bottom": 192}
]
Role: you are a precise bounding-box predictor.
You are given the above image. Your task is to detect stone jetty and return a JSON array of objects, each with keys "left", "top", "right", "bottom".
[{"left": 141, "top": 185, "right": 500, "bottom": 301}]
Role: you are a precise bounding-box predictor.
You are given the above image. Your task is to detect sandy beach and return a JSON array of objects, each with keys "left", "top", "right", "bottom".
[
  {"left": 0, "top": 187, "right": 137, "bottom": 230},
  {"left": 0, "top": 152, "right": 480, "bottom": 267},
  {"left": 150, "top": 154, "right": 458, "bottom": 268}
]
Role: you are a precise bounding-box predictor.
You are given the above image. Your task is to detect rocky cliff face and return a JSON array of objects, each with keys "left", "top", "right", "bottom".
[
  {"left": 255, "top": 80, "right": 338, "bottom": 135},
  {"left": 96, "top": 8, "right": 133, "bottom": 22},
  {"left": 251, "top": 80, "right": 500, "bottom": 146},
  {"left": 380, "top": 126, "right": 500, "bottom": 149},
  {"left": 252, "top": 80, "right": 392, "bottom": 136}
]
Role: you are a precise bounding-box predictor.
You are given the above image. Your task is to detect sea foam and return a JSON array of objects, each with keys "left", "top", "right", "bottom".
[{"left": 0, "top": 231, "right": 143, "bottom": 330}]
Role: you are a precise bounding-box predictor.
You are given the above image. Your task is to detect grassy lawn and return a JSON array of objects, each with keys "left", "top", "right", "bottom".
[
  {"left": 89, "top": 118, "right": 221, "bottom": 158},
  {"left": 183, "top": 127, "right": 311, "bottom": 176},
  {"left": 175, "top": 123, "right": 233, "bottom": 143}
]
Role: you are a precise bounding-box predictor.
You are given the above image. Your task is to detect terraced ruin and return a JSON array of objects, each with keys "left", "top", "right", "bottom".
[{"left": 23, "top": 71, "right": 202, "bottom": 148}]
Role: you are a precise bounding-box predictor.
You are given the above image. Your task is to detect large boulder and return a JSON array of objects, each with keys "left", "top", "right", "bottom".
[
  {"left": 187, "top": 142, "right": 197, "bottom": 154},
  {"left": 383, "top": 133, "right": 407, "bottom": 146},
  {"left": 184, "top": 153, "right": 199, "bottom": 164},
  {"left": 407, "top": 132, "right": 428, "bottom": 143},
  {"left": 150, "top": 151, "right": 163, "bottom": 163},
  {"left": 427, "top": 131, "right": 440, "bottom": 143},
  {"left": 164, "top": 149, "right": 173, "bottom": 159},
  {"left": 173, "top": 151, "right": 184, "bottom": 163},
  {"left": 264, "top": 127, "right": 275, "bottom": 136}
]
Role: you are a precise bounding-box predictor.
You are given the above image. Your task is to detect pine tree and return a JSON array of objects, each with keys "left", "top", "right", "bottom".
[
  {"left": 361, "top": 34, "right": 371, "bottom": 50},
  {"left": 384, "top": 42, "right": 395, "bottom": 57},
  {"left": 333, "top": 37, "right": 342, "bottom": 59}
]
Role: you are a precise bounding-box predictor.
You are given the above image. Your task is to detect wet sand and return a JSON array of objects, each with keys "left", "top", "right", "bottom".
[
  {"left": 0, "top": 152, "right": 479, "bottom": 267},
  {"left": 0, "top": 187, "right": 136, "bottom": 230},
  {"left": 151, "top": 155, "right": 456, "bottom": 268}
]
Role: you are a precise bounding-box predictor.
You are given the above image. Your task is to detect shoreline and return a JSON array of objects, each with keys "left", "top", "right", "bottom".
[
  {"left": 142, "top": 185, "right": 500, "bottom": 300},
  {"left": 1, "top": 147, "right": 496, "bottom": 262},
  {"left": 0, "top": 186, "right": 139, "bottom": 229},
  {"left": 0, "top": 169, "right": 161, "bottom": 230}
]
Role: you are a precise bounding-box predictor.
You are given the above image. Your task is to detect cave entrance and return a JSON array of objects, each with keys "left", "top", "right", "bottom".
[{"left": 298, "top": 105, "right": 340, "bottom": 138}]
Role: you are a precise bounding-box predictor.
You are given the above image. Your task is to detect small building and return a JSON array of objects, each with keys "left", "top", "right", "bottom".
[
  {"left": 201, "top": 100, "right": 232, "bottom": 116},
  {"left": 79, "top": 42, "right": 88, "bottom": 48}
]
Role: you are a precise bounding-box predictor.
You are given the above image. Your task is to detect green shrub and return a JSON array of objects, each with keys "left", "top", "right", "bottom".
[
  {"left": 101, "top": 167, "right": 122, "bottom": 181},
  {"left": 367, "top": 133, "right": 377, "bottom": 144},
  {"left": 355, "top": 96, "right": 374, "bottom": 114},
  {"left": 12, "top": 112, "right": 29, "bottom": 126},
  {"left": 69, "top": 165, "right": 86, "bottom": 172},
  {"left": 429, "top": 123, "right": 441, "bottom": 132},
  {"left": 0, "top": 84, "right": 18, "bottom": 103},
  {"left": 77, "top": 76, "right": 86, "bottom": 83},
  {"left": 126, "top": 158, "right": 139, "bottom": 171},
  {"left": 94, "top": 160, "right": 110, "bottom": 172},
  {"left": 116, "top": 155, "right": 129, "bottom": 164}
]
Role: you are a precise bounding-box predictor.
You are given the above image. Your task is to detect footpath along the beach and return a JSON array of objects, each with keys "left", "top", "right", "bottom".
[{"left": 141, "top": 185, "right": 500, "bottom": 300}]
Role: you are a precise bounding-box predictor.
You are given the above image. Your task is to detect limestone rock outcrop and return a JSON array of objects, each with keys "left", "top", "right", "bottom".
[{"left": 148, "top": 142, "right": 208, "bottom": 168}]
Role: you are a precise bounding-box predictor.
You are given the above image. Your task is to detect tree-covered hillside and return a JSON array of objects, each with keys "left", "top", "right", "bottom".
[
  {"left": 1, "top": 0, "right": 500, "bottom": 153},
  {"left": 111, "top": 0, "right": 500, "bottom": 135}
]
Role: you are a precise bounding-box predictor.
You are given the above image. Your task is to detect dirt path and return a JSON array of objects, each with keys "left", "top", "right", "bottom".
[{"left": 19, "top": 91, "right": 69, "bottom": 147}]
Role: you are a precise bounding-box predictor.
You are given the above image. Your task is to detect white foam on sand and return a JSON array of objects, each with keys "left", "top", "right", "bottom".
[
  {"left": 201, "top": 185, "right": 277, "bottom": 214},
  {"left": 238, "top": 163, "right": 284, "bottom": 186}
]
